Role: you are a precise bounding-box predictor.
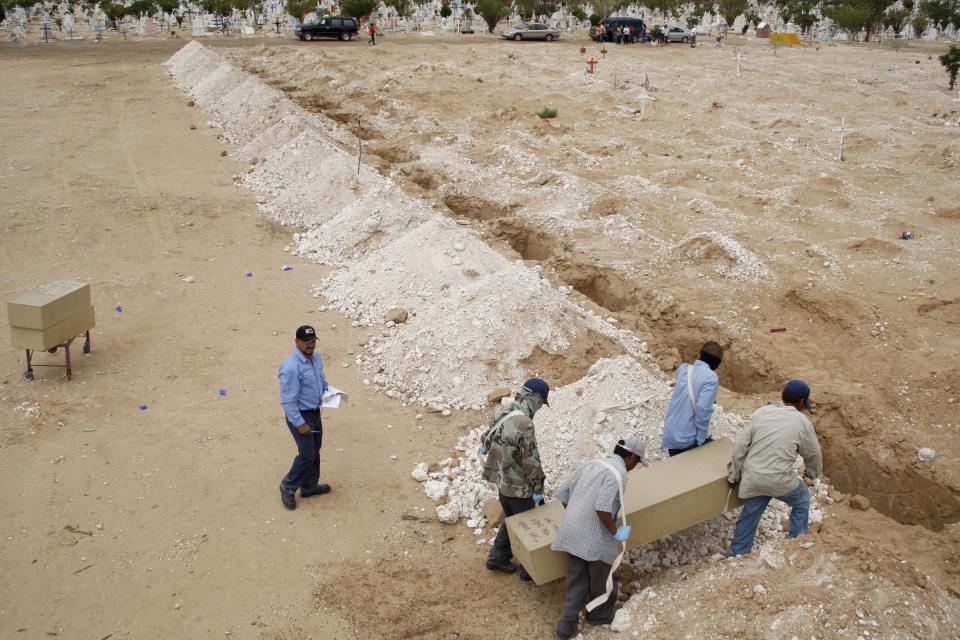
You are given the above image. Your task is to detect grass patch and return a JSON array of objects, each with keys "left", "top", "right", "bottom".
[{"left": 536, "top": 107, "right": 559, "bottom": 119}]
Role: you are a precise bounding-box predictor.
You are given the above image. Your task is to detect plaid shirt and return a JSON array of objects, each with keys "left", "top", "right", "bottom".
[{"left": 551, "top": 454, "right": 627, "bottom": 564}]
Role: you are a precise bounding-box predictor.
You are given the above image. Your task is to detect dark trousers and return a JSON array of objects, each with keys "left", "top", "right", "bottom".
[
  {"left": 280, "top": 409, "right": 322, "bottom": 494},
  {"left": 668, "top": 436, "right": 713, "bottom": 457},
  {"left": 557, "top": 554, "right": 618, "bottom": 639},
  {"left": 487, "top": 494, "right": 535, "bottom": 565}
]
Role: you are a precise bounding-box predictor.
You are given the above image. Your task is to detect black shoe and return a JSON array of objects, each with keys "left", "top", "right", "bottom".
[
  {"left": 485, "top": 559, "right": 518, "bottom": 574},
  {"left": 300, "top": 484, "right": 331, "bottom": 497},
  {"left": 519, "top": 568, "right": 533, "bottom": 582},
  {"left": 280, "top": 485, "right": 296, "bottom": 510}
]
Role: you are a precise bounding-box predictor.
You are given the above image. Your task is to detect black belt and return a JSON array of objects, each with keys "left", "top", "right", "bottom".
[{"left": 301, "top": 408, "right": 320, "bottom": 413}]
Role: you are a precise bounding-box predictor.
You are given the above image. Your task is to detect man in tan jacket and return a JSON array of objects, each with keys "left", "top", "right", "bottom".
[{"left": 726, "top": 379, "right": 822, "bottom": 556}]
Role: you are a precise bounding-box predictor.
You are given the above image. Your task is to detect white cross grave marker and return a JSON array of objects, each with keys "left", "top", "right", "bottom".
[
  {"left": 832, "top": 115, "right": 855, "bottom": 161},
  {"left": 636, "top": 91, "right": 655, "bottom": 119},
  {"left": 735, "top": 48, "right": 744, "bottom": 77}
]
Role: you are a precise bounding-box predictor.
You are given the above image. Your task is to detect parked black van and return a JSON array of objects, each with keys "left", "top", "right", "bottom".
[{"left": 295, "top": 15, "right": 359, "bottom": 41}]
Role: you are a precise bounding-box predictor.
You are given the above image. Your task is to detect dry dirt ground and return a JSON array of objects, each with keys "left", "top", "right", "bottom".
[{"left": 0, "top": 32, "right": 958, "bottom": 640}]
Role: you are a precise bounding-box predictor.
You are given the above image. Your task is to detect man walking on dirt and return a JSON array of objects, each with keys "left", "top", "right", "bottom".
[
  {"left": 278, "top": 325, "right": 331, "bottom": 510},
  {"left": 551, "top": 437, "right": 647, "bottom": 640},
  {"left": 661, "top": 341, "right": 724, "bottom": 456},
  {"left": 481, "top": 378, "right": 550, "bottom": 580},
  {"left": 726, "top": 379, "right": 823, "bottom": 556}
]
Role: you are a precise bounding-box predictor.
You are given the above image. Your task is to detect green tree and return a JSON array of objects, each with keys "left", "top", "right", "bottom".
[
  {"left": 827, "top": 2, "right": 873, "bottom": 37},
  {"left": 285, "top": 0, "right": 314, "bottom": 20},
  {"left": 941, "top": 44, "right": 960, "bottom": 89},
  {"left": 903, "top": 0, "right": 914, "bottom": 9},
  {"left": 476, "top": 0, "right": 507, "bottom": 31},
  {"left": 439, "top": 0, "right": 451, "bottom": 17},
  {"left": 0, "top": 3, "right": 6, "bottom": 22},
  {"left": 156, "top": 0, "right": 178, "bottom": 17},
  {"left": 912, "top": 13, "right": 928, "bottom": 34},
  {"left": 100, "top": 1, "right": 126, "bottom": 26},
  {"left": 588, "top": 12, "right": 601, "bottom": 25},
  {"left": 718, "top": 0, "right": 747, "bottom": 27},
  {"left": 923, "top": 0, "right": 957, "bottom": 26},
  {"left": 340, "top": 0, "right": 377, "bottom": 19},
  {"left": 884, "top": 7, "right": 909, "bottom": 34},
  {"left": 384, "top": 0, "right": 414, "bottom": 18},
  {"left": 514, "top": 0, "right": 535, "bottom": 19},
  {"left": 571, "top": 6, "right": 586, "bottom": 21}
]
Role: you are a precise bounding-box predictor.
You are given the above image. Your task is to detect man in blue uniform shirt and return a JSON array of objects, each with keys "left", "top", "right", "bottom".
[
  {"left": 278, "top": 325, "right": 331, "bottom": 510},
  {"left": 661, "top": 341, "right": 723, "bottom": 456}
]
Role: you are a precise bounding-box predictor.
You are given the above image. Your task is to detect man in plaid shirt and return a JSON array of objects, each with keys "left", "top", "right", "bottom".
[{"left": 551, "top": 436, "right": 648, "bottom": 640}]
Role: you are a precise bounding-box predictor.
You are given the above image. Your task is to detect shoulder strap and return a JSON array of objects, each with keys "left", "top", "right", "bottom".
[
  {"left": 586, "top": 460, "right": 627, "bottom": 613},
  {"left": 686, "top": 363, "right": 697, "bottom": 412},
  {"left": 487, "top": 409, "right": 525, "bottom": 443}
]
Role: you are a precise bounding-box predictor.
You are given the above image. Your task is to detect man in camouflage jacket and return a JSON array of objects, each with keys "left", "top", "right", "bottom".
[{"left": 481, "top": 378, "right": 549, "bottom": 579}]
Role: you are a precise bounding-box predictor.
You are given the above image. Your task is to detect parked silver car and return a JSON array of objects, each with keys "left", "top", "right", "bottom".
[
  {"left": 501, "top": 23, "right": 561, "bottom": 41},
  {"left": 664, "top": 25, "right": 694, "bottom": 42}
]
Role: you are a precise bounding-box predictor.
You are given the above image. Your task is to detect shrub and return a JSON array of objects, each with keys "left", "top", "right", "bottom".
[
  {"left": 340, "top": 0, "right": 378, "bottom": 19},
  {"left": 536, "top": 107, "right": 558, "bottom": 119},
  {"left": 475, "top": 0, "right": 507, "bottom": 32},
  {"left": 588, "top": 12, "right": 601, "bottom": 26},
  {"left": 941, "top": 45, "right": 960, "bottom": 90}
]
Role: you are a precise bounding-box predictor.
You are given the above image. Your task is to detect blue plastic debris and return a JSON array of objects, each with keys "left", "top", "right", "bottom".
[
  {"left": 218, "top": 389, "right": 226, "bottom": 397},
  {"left": 246, "top": 272, "right": 253, "bottom": 277},
  {"left": 900, "top": 231, "right": 913, "bottom": 240},
  {"left": 282, "top": 265, "right": 293, "bottom": 272},
  {"left": 139, "top": 404, "right": 148, "bottom": 411},
  {"left": 115, "top": 305, "right": 123, "bottom": 313}
]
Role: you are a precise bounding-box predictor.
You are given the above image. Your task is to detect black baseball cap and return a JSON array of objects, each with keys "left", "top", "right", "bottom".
[{"left": 296, "top": 325, "right": 317, "bottom": 342}]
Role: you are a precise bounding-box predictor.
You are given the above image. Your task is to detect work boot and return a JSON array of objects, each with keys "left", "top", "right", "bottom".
[
  {"left": 519, "top": 567, "right": 533, "bottom": 582},
  {"left": 485, "top": 559, "right": 518, "bottom": 574},
  {"left": 280, "top": 485, "right": 296, "bottom": 510},
  {"left": 300, "top": 484, "right": 331, "bottom": 497}
]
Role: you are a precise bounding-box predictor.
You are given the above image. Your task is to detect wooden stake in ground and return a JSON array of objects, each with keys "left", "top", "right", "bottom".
[
  {"left": 356, "top": 116, "right": 362, "bottom": 174},
  {"left": 636, "top": 91, "right": 655, "bottom": 119},
  {"left": 832, "top": 115, "right": 855, "bottom": 161},
  {"left": 735, "top": 48, "right": 744, "bottom": 77}
]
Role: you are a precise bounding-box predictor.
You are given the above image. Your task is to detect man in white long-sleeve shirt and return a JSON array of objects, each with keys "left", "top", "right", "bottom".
[{"left": 726, "top": 379, "right": 823, "bottom": 556}]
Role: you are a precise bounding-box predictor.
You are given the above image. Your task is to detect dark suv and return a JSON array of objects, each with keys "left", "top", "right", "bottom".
[
  {"left": 596, "top": 17, "right": 647, "bottom": 42},
  {"left": 295, "top": 15, "right": 359, "bottom": 41}
]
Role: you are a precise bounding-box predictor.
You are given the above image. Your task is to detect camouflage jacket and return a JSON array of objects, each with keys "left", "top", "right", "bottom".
[{"left": 480, "top": 391, "right": 545, "bottom": 498}]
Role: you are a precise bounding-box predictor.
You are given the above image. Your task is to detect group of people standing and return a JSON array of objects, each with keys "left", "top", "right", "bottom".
[
  {"left": 593, "top": 22, "right": 647, "bottom": 44},
  {"left": 274, "top": 326, "right": 823, "bottom": 640}
]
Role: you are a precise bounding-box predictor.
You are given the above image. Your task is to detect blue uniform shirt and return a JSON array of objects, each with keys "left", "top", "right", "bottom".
[
  {"left": 278, "top": 348, "right": 328, "bottom": 427},
  {"left": 661, "top": 360, "right": 720, "bottom": 449}
]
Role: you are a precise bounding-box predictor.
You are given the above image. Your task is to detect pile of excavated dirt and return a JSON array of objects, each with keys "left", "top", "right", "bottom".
[{"left": 166, "top": 43, "right": 644, "bottom": 411}]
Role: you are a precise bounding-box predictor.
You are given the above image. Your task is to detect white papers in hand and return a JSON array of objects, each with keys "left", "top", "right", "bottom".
[{"left": 322, "top": 386, "right": 349, "bottom": 409}]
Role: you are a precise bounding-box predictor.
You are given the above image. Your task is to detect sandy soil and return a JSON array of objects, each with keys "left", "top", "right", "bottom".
[
  {"left": 1, "top": 32, "right": 959, "bottom": 640},
  {"left": 0, "top": 39, "right": 556, "bottom": 640}
]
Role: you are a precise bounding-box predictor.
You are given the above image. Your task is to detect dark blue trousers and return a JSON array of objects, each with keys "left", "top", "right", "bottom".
[{"left": 280, "top": 409, "right": 322, "bottom": 495}]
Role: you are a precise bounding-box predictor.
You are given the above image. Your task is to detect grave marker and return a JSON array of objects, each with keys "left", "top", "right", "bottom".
[
  {"left": 586, "top": 57, "right": 598, "bottom": 74},
  {"left": 832, "top": 115, "right": 855, "bottom": 161},
  {"left": 636, "top": 91, "right": 655, "bottom": 119}
]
